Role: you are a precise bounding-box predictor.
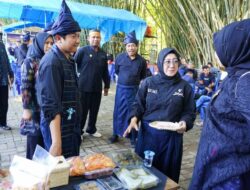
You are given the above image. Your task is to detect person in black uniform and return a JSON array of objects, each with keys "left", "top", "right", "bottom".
[
  {"left": 36, "top": 0, "right": 81, "bottom": 158},
  {"left": 15, "top": 32, "right": 30, "bottom": 65},
  {"left": 124, "top": 48, "right": 196, "bottom": 182},
  {"left": 0, "top": 32, "right": 14, "bottom": 131},
  {"left": 109, "top": 31, "right": 147, "bottom": 145},
  {"left": 74, "top": 29, "right": 110, "bottom": 138},
  {"left": 13, "top": 33, "right": 30, "bottom": 95}
]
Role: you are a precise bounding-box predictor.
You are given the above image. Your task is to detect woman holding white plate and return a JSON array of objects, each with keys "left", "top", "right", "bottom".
[{"left": 124, "top": 48, "right": 196, "bottom": 183}]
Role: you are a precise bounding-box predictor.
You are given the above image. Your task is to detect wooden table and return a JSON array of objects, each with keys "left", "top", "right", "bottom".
[
  {"left": 165, "top": 178, "right": 180, "bottom": 190},
  {"left": 52, "top": 166, "right": 180, "bottom": 190}
]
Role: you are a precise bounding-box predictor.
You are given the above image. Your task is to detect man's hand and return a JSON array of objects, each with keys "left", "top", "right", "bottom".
[
  {"left": 176, "top": 121, "right": 187, "bottom": 134},
  {"left": 22, "top": 109, "right": 32, "bottom": 121},
  {"left": 49, "top": 142, "right": 62, "bottom": 156},
  {"left": 123, "top": 117, "right": 138, "bottom": 137},
  {"left": 49, "top": 114, "right": 62, "bottom": 157},
  {"left": 104, "top": 88, "right": 109, "bottom": 96}
]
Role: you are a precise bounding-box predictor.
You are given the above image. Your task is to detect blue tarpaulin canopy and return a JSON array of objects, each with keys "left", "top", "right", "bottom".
[
  {"left": 0, "top": 0, "right": 147, "bottom": 44},
  {"left": 2, "top": 21, "right": 45, "bottom": 33}
]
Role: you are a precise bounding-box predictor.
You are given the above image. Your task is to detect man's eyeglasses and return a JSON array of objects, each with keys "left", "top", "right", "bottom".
[{"left": 163, "top": 59, "right": 179, "bottom": 65}]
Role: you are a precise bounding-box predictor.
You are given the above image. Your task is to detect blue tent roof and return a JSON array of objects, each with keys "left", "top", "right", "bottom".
[
  {"left": 2, "top": 21, "right": 45, "bottom": 32},
  {"left": 0, "top": 0, "right": 147, "bottom": 44}
]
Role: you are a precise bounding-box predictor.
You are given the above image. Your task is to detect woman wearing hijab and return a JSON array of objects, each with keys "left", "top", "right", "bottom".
[
  {"left": 124, "top": 48, "right": 196, "bottom": 182},
  {"left": 21, "top": 32, "right": 53, "bottom": 159},
  {"left": 189, "top": 19, "right": 250, "bottom": 190}
]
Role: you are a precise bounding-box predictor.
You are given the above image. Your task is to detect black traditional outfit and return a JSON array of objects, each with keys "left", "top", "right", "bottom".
[
  {"left": 130, "top": 48, "right": 196, "bottom": 182},
  {"left": 37, "top": 0, "right": 81, "bottom": 158}
]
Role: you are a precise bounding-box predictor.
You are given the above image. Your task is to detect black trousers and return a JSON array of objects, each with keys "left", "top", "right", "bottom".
[
  {"left": 26, "top": 132, "right": 44, "bottom": 160},
  {"left": 0, "top": 85, "right": 9, "bottom": 126},
  {"left": 80, "top": 92, "right": 102, "bottom": 134}
]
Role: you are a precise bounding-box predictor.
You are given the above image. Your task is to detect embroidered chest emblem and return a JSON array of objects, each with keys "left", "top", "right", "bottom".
[
  {"left": 148, "top": 88, "right": 158, "bottom": 94},
  {"left": 66, "top": 108, "right": 75, "bottom": 120},
  {"left": 173, "top": 89, "right": 184, "bottom": 97}
]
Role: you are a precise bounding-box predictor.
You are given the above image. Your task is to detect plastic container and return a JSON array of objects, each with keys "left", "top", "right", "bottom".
[
  {"left": 107, "top": 150, "right": 142, "bottom": 167},
  {"left": 74, "top": 180, "right": 105, "bottom": 190},
  {"left": 97, "top": 176, "right": 124, "bottom": 190},
  {"left": 143, "top": 150, "right": 155, "bottom": 167},
  {"left": 114, "top": 166, "right": 160, "bottom": 190},
  {"left": 84, "top": 168, "right": 114, "bottom": 179}
]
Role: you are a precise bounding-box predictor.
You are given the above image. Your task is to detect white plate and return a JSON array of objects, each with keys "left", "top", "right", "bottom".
[{"left": 149, "top": 121, "right": 181, "bottom": 131}]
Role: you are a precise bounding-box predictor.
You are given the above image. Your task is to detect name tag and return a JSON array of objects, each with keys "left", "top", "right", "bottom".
[{"left": 148, "top": 88, "right": 158, "bottom": 94}]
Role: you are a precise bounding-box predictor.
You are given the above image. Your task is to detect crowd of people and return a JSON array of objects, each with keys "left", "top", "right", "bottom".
[{"left": 0, "top": 0, "right": 249, "bottom": 189}]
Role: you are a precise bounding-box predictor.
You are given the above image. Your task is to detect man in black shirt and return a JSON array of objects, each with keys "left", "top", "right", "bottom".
[
  {"left": 109, "top": 31, "right": 147, "bottom": 145},
  {"left": 0, "top": 32, "right": 14, "bottom": 130},
  {"left": 74, "top": 29, "right": 110, "bottom": 138}
]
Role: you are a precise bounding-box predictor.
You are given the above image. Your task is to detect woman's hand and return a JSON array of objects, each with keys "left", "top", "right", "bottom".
[
  {"left": 22, "top": 109, "right": 32, "bottom": 121},
  {"left": 123, "top": 117, "right": 138, "bottom": 137},
  {"left": 176, "top": 121, "right": 187, "bottom": 134}
]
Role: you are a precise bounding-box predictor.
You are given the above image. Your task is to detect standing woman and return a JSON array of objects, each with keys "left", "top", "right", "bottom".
[
  {"left": 21, "top": 32, "right": 53, "bottom": 159},
  {"left": 124, "top": 48, "right": 196, "bottom": 182},
  {"left": 189, "top": 19, "right": 250, "bottom": 190}
]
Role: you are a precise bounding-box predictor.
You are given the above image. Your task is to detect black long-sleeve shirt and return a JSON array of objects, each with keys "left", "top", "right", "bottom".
[
  {"left": 115, "top": 52, "right": 147, "bottom": 86},
  {"left": 37, "top": 45, "right": 78, "bottom": 123},
  {"left": 15, "top": 43, "right": 28, "bottom": 65},
  {"left": 0, "top": 42, "right": 13, "bottom": 86},
  {"left": 74, "top": 46, "right": 110, "bottom": 92},
  {"left": 130, "top": 74, "right": 196, "bottom": 130}
]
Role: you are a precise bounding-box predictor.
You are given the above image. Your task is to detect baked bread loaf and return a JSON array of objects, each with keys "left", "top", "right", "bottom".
[
  {"left": 83, "top": 153, "right": 116, "bottom": 171},
  {"left": 68, "top": 157, "right": 85, "bottom": 176}
]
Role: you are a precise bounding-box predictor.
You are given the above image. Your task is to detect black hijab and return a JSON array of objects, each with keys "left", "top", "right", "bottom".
[
  {"left": 213, "top": 18, "right": 250, "bottom": 76},
  {"left": 27, "top": 32, "right": 52, "bottom": 59},
  {"left": 156, "top": 47, "right": 181, "bottom": 83}
]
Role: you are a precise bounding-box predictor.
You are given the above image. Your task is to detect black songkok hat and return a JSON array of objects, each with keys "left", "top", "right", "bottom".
[
  {"left": 23, "top": 32, "right": 30, "bottom": 42},
  {"left": 51, "top": 0, "right": 81, "bottom": 36},
  {"left": 123, "top": 30, "right": 139, "bottom": 45},
  {"left": 44, "top": 21, "right": 55, "bottom": 33}
]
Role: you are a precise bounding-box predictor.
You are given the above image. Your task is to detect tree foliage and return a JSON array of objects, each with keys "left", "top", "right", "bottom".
[
  {"left": 73, "top": 0, "right": 250, "bottom": 66},
  {"left": 143, "top": 0, "right": 250, "bottom": 66},
  {"left": 2, "top": 0, "right": 249, "bottom": 66}
]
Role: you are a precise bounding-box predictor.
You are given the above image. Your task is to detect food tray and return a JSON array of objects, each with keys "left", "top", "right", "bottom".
[
  {"left": 84, "top": 168, "right": 114, "bottom": 179},
  {"left": 107, "top": 150, "right": 143, "bottom": 167},
  {"left": 74, "top": 180, "right": 105, "bottom": 190},
  {"left": 114, "top": 166, "right": 160, "bottom": 190},
  {"left": 97, "top": 176, "right": 125, "bottom": 190}
]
